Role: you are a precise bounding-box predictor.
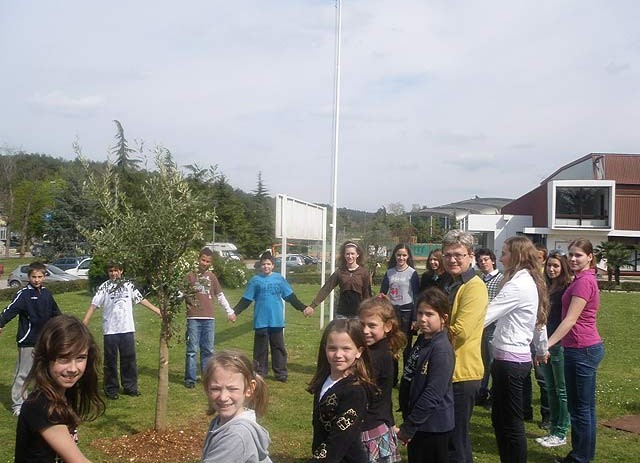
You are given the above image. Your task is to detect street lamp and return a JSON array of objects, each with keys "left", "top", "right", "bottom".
[{"left": 212, "top": 201, "right": 218, "bottom": 245}]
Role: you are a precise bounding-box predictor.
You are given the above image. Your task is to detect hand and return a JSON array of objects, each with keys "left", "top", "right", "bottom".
[
  {"left": 227, "top": 313, "right": 237, "bottom": 323},
  {"left": 394, "top": 427, "right": 410, "bottom": 445},
  {"left": 303, "top": 307, "right": 314, "bottom": 318},
  {"left": 535, "top": 351, "right": 550, "bottom": 365}
]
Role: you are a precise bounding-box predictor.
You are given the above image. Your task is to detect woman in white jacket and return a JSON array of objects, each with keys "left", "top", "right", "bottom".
[{"left": 484, "top": 236, "right": 548, "bottom": 463}]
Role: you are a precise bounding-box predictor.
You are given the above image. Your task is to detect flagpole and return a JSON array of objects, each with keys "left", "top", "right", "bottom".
[{"left": 329, "top": 0, "right": 342, "bottom": 321}]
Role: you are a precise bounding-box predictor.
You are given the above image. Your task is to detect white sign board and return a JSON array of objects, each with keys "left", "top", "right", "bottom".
[{"left": 276, "top": 195, "right": 325, "bottom": 240}]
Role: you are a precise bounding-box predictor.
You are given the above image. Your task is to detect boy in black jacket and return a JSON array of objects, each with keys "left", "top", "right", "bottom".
[{"left": 0, "top": 262, "right": 61, "bottom": 416}]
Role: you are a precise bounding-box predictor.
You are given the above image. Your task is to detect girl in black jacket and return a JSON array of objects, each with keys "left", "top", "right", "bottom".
[{"left": 397, "top": 287, "right": 455, "bottom": 463}]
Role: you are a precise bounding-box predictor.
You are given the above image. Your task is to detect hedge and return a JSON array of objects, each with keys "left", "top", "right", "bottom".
[{"left": 0, "top": 280, "right": 90, "bottom": 302}]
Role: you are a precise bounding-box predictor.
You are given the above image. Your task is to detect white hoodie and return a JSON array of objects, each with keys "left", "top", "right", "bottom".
[{"left": 202, "top": 409, "right": 272, "bottom": 463}]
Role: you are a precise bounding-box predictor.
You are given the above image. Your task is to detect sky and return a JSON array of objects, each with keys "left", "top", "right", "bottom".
[{"left": 2, "top": 1, "right": 640, "bottom": 212}]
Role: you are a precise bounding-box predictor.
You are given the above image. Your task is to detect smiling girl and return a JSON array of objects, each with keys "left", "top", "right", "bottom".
[
  {"left": 359, "top": 295, "right": 406, "bottom": 463},
  {"left": 15, "top": 315, "right": 104, "bottom": 463},
  {"left": 380, "top": 243, "right": 419, "bottom": 384},
  {"left": 396, "top": 287, "right": 455, "bottom": 463},
  {"left": 306, "top": 242, "right": 372, "bottom": 319},
  {"left": 201, "top": 350, "right": 272, "bottom": 463},
  {"left": 307, "top": 319, "right": 375, "bottom": 462},
  {"left": 547, "top": 238, "right": 604, "bottom": 463}
]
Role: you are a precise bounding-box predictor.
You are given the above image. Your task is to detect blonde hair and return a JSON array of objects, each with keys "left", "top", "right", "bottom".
[{"left": 203, "top": 350, "right": 268, "bottom": 418}]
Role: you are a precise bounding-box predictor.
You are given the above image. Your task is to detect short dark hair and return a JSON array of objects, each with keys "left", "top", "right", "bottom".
[
  {"left": 106, "top": 261, "right": 123, "bottom": 271},
  {"left": 259, "top": 252, "right": 274, "bottom": 264},
  {"left": 475, "top": 248, "right": 496, "bottom": 265},
  {"left": 199, "top": 247, "right": 214, "bottom": 258},
  {"left": 28, "top": 262, "right": 47, "bottom": 276}
]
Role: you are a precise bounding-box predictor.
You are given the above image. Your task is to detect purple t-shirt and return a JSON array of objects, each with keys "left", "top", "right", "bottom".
[{"left": 561, "top": 268, "right": 601, "bottom": 348}]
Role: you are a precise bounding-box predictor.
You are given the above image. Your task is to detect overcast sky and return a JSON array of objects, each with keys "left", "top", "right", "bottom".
[{"left": 2, "top": 1, "right": 639, "bottom": 212}]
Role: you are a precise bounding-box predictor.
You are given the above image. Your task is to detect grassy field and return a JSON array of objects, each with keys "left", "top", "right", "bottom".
[{"left": 1, "top": 285, "right": 639, "bottom": 462}]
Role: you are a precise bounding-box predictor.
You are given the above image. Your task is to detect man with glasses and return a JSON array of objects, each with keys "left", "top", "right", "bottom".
[
  {"left": 441, "top": 230, "right": 489, "bottom": 463},
  {"left": 475, "top": 248, "right": 504, "bottom": 408}
]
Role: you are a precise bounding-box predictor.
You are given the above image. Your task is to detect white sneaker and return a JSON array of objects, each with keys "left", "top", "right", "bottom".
[
  {"left": 540, "top": 435, "right": 567, "bottom": 448},
  {"left": 535, "top": 435, "right": 551, "bottom": 444},
  {"left": 12, "top": 408, "right": 20, "bottom": 417}
]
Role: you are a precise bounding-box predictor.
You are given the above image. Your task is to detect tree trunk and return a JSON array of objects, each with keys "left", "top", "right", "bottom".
[
  {"left": 615, "top": 267, "right": 621, "bottom": 286},
  {"left": 154, "top": 318, "right": 170, "bottom": 432}
]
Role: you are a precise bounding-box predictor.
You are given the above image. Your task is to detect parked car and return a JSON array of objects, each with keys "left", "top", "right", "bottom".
[
  {"left": 252, "top": 254, "right": 306, "bottom": 272},
  {"left": 7, "top": 264, "right": 81, "bottom": 288},
  {"left": 65, "top": 257, "right": 92, "bottom": 279},
  {"left": 52, "top": 256, "right": 88, "bottom": 270},
  {"left": 302, "top": 255, "right": 319, "bottom": 265}
]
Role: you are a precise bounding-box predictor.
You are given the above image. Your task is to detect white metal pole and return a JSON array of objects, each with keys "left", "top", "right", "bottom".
[{"left": 329, "top": 0, "right": 342, "bottom": 321}]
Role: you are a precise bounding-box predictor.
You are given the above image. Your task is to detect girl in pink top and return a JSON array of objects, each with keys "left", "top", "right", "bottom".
[{"left": 546, "top": 238, "right": 604, "bottom": 463}]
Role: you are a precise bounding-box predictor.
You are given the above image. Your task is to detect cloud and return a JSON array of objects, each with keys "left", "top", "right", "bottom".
[
  {"left": 29, "top": 91, "right": 105, "bottom": 115},
  {"left": 605, "top": 61, "right": 631, "bottom": 75}
]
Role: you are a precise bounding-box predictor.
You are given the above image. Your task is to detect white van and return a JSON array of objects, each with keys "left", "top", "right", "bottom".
[{"left": 206, "top": 242, "right": 242, "bottom": 261}]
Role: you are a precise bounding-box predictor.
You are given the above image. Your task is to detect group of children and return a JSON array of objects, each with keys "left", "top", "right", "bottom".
[{"left": 2, "top": 235, "right": 600, "bottom": 463}]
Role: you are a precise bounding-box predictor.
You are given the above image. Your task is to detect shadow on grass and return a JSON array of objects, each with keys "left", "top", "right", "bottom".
[
  {"left": 0, "top": 383, "right": 12, "bottom": 413},
  {"left": 286, "top": 361, "right": 317, "bottom": 376},
  {"left": 215, "top": 319, "right": 255, "bottom": 344}
]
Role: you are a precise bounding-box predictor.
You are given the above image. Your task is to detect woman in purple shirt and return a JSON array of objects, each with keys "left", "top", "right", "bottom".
[{"left": 546, "top": 238, "right": 604, "bottom": 463}]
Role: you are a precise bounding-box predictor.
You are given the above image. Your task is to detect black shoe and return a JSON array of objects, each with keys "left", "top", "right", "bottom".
[
  {"left": 123, "top": 390, "right": 141, "bottom": 397},
  {"left": 106, "top": 393, "right": 119, "bottom": 400},
  {"left": 185, "top": 383, "right": 195, "bottom": 389},
  {"left": 275, "top": 377, "right": 288, "bottom": 383}
]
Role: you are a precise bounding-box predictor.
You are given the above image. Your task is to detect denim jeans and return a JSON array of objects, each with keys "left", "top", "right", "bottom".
[
  {"left": 540, "top": 345, "right": 570, "bottom": 438},
  {"left": 563, "top": 343, "right": 605, "bottom": 463},
  {"left": 491, "top": 359, "right": 531, "bottom": 463},
  {"left": 185, "top": 318, "right": 215, "bottom": 386},
  {"left": 394, "top": 305, "right": 414, "bottom": 384}
]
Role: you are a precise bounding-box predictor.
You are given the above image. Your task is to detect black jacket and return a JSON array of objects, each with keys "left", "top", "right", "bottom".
[
  {"left": 309, "top": 374, "right": 368, "bottom": 463},
  {"left": 363, "top": 337, "right": 394, "bottom": 430},
  {"left": 398, "top": 330, "right": 455, "bottom": 437},
  {"left": 0, "top": 284, "right": 61, "bottom": 347}
]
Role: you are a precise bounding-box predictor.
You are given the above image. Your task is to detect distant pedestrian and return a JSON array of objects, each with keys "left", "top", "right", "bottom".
[
  {"left": 380, "top": 243, "right": 419, "bottom": 385},
  {"left": 184, "top": 247, "right": 236, "bottom": 389},
  {"left": 0, "top": 262, "right": 61, "bottom": 416},
  {"left": 306, "top": 241, "right": 372, "bottom": 319},
  {"left": 233, "top": 252, "right": 312, "bottom": 381},
  {"left": 82, "top": 261, "right": 161, "bottom": 399}
]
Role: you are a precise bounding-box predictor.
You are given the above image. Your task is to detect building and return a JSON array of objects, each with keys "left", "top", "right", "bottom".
[{"left": 462, "top": 153, "right": 640, "bottom": 273}]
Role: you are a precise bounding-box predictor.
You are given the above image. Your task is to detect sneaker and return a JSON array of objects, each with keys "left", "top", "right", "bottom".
[
  {"left": 540, "top": 435, "right": 567, "bottom": 448},
  {"left": 123, "top": 390, "right": 141, "bottom": 397},
  {"left": 12, "top": 408, "right": 21, "bottom": 417},
  {"left": 184, "top": 382, "right": 195, "bottom": 389},
  {"left": 535, "top": 435, "right": 551, "bottom": 444}
]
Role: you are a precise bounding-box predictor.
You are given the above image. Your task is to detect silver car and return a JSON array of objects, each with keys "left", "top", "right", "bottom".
[{"left": 7, "top": 264, "right": 81, "bottom": 288}]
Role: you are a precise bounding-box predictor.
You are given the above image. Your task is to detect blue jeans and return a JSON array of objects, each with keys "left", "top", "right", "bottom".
[
  {"left": 185, "top": 318, "right": 215, "bottom": 385},
  {"left": 563, "top": 343, "right": 605, "bottom": 463}
]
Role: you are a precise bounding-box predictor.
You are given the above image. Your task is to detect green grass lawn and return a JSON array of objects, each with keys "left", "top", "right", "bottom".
[{"left": 1, "top": 286, "right": 639, "bottom": 462}]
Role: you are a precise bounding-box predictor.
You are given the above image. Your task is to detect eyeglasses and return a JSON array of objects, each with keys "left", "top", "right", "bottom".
[{"left": 444, "top": 253, "right": 468, "bottom": 261}]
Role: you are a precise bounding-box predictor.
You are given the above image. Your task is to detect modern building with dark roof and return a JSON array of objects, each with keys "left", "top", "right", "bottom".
[{"left": 461, "top": 153, "right": 640, "bottom": 273}]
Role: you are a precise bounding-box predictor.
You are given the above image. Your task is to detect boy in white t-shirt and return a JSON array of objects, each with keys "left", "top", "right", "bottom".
[{"left": 82, "top": 261, "right": 161, "bottom": 399}]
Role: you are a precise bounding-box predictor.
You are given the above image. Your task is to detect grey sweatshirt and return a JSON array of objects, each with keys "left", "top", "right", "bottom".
[{"left": 202, "top": 409, "right": 272, "bottom": 463}]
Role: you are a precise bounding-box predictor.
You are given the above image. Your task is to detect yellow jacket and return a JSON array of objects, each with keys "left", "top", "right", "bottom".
[{"left": 449, "top": 273, "right": 489, "bottom": 382}]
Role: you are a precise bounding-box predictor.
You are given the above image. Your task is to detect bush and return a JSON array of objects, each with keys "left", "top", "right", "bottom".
[
  {"left": 0, "top": 280, "right": 89, "bottom": 302},
  {"left": 598, "top": 280, "right": 619, "bottom": 291},
  {"left": 621, "top": 281, "right": 640, "bottom": 292},
  {"left": 210, "top": 255, "right": 248, "bottom": 288}
]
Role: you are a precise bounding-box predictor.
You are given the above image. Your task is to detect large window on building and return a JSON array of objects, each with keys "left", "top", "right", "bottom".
[{"left": 555, "top": 186, "right": 610, "bottom": 227}]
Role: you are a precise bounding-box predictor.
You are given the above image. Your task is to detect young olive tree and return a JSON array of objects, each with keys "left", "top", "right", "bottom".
[{"left": 82, "top": 147, "right": 209, "bottom": 431}]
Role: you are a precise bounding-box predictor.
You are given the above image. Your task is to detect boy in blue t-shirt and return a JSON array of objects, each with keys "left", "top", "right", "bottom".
[{"left": 233, "top": 252, "right": 312, "bottom": 382}]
